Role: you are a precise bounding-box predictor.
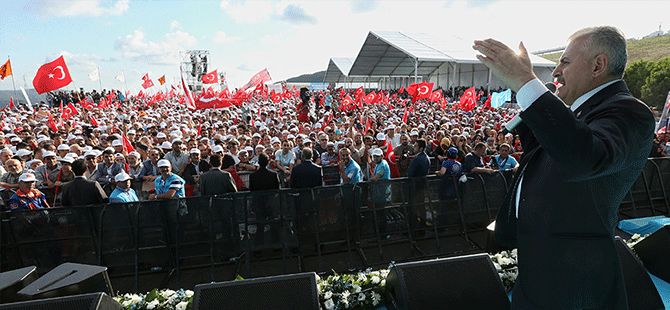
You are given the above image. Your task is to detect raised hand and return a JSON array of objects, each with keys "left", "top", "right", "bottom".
[{"left": 472, "top": 39, "right": 537, "bottom": 92}]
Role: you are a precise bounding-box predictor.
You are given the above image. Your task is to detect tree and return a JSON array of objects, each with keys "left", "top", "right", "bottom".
[
  {"left": 623, "top": 60, "right": 651, "bottom": 99},
  {"left": 640, "top": 57, "right": 670, "bottom": 110}
]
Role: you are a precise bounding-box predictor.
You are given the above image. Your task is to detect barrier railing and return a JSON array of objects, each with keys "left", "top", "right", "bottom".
[{"left": 2, "top": 158, "right": 669, "bottom": 292}]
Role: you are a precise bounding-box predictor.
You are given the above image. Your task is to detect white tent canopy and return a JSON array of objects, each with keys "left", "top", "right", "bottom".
[{"left": 336, "top": 31, "right": 556, "bottom": 92}]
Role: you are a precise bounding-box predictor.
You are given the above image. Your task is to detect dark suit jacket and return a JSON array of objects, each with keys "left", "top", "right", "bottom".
[
  {"left": 199, "top": 168, "right": 237, "bottom": 196},
  {"left": 495, "top": 81, "right": 654, "bottom": 309},
  {"left": 249, "top": 167, "right": 280, "bottom": 191},
  {"left": 182, "top": 160, "right": 212, "bottom": 185},
  {"left": 289, "top": 160, "right": 322, "bottom": 189},
  {"left": 60, "top": 176, "right": 109, "bottom": 206}
]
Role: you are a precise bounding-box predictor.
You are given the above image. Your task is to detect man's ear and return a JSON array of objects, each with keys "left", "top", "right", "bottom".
[{"left": 592, "top": 54, "right": 609, "bottom": 77}]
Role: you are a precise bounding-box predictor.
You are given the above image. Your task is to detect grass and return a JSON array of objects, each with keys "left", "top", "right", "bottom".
[{"left": 538, "top": 35, "right": 670, "bottom": 66}]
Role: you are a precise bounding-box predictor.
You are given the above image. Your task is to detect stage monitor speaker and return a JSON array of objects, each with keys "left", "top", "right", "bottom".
[
  {"left": 17, "top": 263, "right": 113, "bottom": 300},
  {"left": 0, "top": 292, "right": 121, "bottom": 310},
  {"left": 633, "top": 225, "right": 670, "bottom": 283},
  {"left": 614, "top": 237, "right": 664, "bottom": 310},
  {"left": 193, "top": 272, "right": 319, "bottom": 310},
  {"left": 0, "top": 266, "right": 38, "bottom": 303},
  {"left": 385, "top": 253, "right": 510, "bottom": 310}
]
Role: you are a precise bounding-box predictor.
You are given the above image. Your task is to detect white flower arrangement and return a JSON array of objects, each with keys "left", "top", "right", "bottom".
[
  {"left": 316, "top": 267, "right": 389, "bottom": 310},
  {"left": 113, "top": 288, "right": 194, "bottom": 310},
  {"left": 111, "top": 238, "right": 647, "bottom": 310}
]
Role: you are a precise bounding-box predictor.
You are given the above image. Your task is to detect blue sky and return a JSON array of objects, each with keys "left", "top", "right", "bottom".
[{"left": 1, "top": 0, "right": 669, "bottom": 94}]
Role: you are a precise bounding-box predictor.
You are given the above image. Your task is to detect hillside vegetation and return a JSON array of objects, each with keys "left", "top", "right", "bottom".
[{"left": 539, "top": 35, "right": 670, "bottom": 66}]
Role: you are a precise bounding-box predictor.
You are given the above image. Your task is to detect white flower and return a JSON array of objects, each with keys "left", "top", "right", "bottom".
[
  {"left": 161, "top": 289, "right": 176, "bottom": 299},
  {"left": 371, "top": 276, "right": 380, "bottom": 284},
  {"left": 493, "top": 262, "right": 502, "bottom": 272},
  {"left": 185, "top": 290, "right": 194, "bottom": 297},
  {"left": 372, "top": 292, "right": 381, "bottom": 306},
  {"left": 511, "top": 248, "right": 518, "bottom": 256},
  {"left": 175, "top": 301, "right": 189, "bottom": 310},
  {"left": 332, "top": 275, "right": 340, "bottom": 282},
  {"left": 324, "top": 291, "right": 332, "bottom": 300},
  {"left": 357, "top": 274, "right": 367, "bottom": 282},
  {"left": 370, "top": 271, "right": 380, "bottom": 276},
  {"left": 358, "top": 293, "right": 365, "bottom": 301},
  {"left": 353, "top": 284, "right": 361, "bottom": 293},
  {"left": 147, "top": 300, "right": 160, "bottom": 309},
  {"left": 380, "top": 279, "right": 386, "bottom": 287},
  {"left": 324, "top": 299, "right": 335, "bottom": 310},
  {"left": 341, "top": 290, "right": 350, "bottom": 300}
]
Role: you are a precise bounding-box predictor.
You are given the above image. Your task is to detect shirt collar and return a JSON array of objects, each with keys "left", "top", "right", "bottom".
[{"left": 570, "top": 79, "right": 620, "bottom": 112}]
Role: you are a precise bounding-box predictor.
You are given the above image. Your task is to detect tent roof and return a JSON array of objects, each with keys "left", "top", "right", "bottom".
[{"left": 348, "top": 30, "right": 556, "bottom": 77}]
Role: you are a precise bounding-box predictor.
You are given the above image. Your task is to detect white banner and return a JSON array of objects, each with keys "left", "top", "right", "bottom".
[
  {"left": 88, "top": 67, "right": 100, "bottom": 81},
  {"left": 115, "top": 71, "right": 125, "bottom": 83}
]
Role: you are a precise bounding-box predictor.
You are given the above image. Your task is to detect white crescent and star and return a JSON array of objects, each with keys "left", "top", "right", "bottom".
[
  {"left": 51, "top": 66, "right": 66, "bottom": 80},
  {"left": 418, "top": 86, "right": 429, "bottom": 95}
]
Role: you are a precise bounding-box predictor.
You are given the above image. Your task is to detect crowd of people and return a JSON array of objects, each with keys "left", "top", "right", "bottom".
[{"left": 1, "top": 83, "right": 666, "bottom": 212}]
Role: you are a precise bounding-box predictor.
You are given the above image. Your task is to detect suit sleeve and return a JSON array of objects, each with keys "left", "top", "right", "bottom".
[
  {"left": 60, "top": 186, "right": 71, "bottom": 206},
  {"left": 95, "top": 181, "right": 109, "bottom": 202},
  {"left": 226, "top": 173, "right": 237, "bottom": 193},
  {"left": 520, "top": 91, "right": 654, "bottom": 181}
]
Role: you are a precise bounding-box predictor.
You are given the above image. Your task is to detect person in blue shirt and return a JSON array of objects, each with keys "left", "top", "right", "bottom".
[
  {"left": 338, "top": 147, "right": 361, "bottom": 184},
  {"left": 435, "top": 147, "right": 463, "bottom": 225},
  {"left": 109, "top": 172, "right": 139, "bottom": 203},
  {"left": 8, "top": 173, "right": 50, "bottom": 211},
  {"left": 370, "top": 148, "right": 391, "bottom": 234},
  {"left": 149, "top": 159, "right": 185, "bottom": 200},
  {"left": 493, "top": 143, "right": 519, "bottom": 172}
]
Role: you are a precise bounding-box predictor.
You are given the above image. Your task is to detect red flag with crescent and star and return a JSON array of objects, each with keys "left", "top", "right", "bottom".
[
  {"left": 413, "top": 82, "right": 433, "bottom": 102},
  {"left": 430, "top": 90, "right": 442, "bottom": 103},
  {"left": 202, "top": 70, "right": 218, "bottom": 84},
  {"left": 61, "top": 101, "right": 78, "bottom": 120},
  {"left": 48, "top": 113, "right": 59, "bottom": 132},
  {"left": 459, "top": 87, "right": 477, "bottom": 111},
  {"left": 32, "top": 56, "right": 72, "bottom": 94},
  {"left": 141, "top": 74, "right": 154, "bottom": 89},
  {"left": 90, "top": 115, "right": 99, "bottom": 127}
]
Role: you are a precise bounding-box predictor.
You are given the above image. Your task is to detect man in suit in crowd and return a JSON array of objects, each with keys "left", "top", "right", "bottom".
[
  {"left": 199, "top": 154, "right": 236, "bottom": 196},
  {"left": 289, "top": 148, "right": 322, "bottom": 188},
  {"left": 61, "top": 159, "right": 108, "bottom": 206},
  {"left": 91, "top": 149, "right": 125, "bottom": 194},
  {"left": 249, "top": 153, "right": 280, "bottom": 191},
  {"left": 474, "top": 26, "right": 655, "bottom": 309}
]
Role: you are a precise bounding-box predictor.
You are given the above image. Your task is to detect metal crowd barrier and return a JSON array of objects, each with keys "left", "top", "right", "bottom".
[{"left": 1, "top": 158, "right": 669, "bottom": 292}]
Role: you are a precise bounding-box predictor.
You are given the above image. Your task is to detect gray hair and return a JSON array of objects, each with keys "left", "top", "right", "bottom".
[{"left": 568, "top": 26, "right": 627, "bottom": 79}]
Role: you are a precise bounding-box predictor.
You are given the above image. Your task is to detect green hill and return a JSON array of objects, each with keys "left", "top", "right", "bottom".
[{"left": 539, "top": 35, "right": 670, "bottom": 66}]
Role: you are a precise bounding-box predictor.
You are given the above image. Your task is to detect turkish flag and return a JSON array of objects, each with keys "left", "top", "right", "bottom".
[
  {"left": 399, "top": 86, "right": 405, "bottom": 94},
  {"left": 202, "top": 70, "right": 218, "bottom": 84},
  {"left": 406, "top": 83, "right": 418, "bottom": 97},
  {"left": 459, "top": 87, "right": 477, "bottom": 111},
  {"left": 413, "top": 82, "right": 434, "bottom": 102},
  {"left": 141, "top": 73, "right": 154, "bottom": 89},
  {"left": 181, "top": 76, "right": 196, "bottom": 111},
  {"left": 402, "top": 108, "right": 409, "bottom": 124},
  {"left": 283, "top": 89, "right": 293, "bottom": 99},
  {"left": 354, "top": 86, "right": 364, "bottom": 98},
  {"left": 80, "top": 97, "right": 95, "bottom": 110},
  {"left": 48, "top": 114, "right": 59, "bottom": 132},
  {"left": 364, "top": 91, "right": 377, "bottom": 105},
  {"left": 386, "top": 142, "right": 400, "bottom": 178},
  {"left": 9, "top": 97, "right": 14, "bottom": 110},
  {"left": 430, "top": 90, "right": 442, "bottom": 103},
  {"left": 220, "top": 87, "right": 230, "bottom": 99},
  {"left": 341, "top": 95, "right": 354, "bottom": 109},
  {"left": 271, "top": 93, "right": 282, "bottom": 103},
  {"left": 32, "top": 56, "right": 72, "bottom": 94},
  {"left": 61, "top": 101, "right": 78, "bottom": 120},
  {"left": 122, "top": 134, "right": 135, "bottom": 152},
  {"left": 90, "top": 115, "right": 99, "bottom": 127},
  {"left": 365, "top": 117, "right": 371, "bottom": 133}
]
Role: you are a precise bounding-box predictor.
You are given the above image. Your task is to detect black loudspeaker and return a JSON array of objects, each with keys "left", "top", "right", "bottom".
[
  {"left": 0, "top": 292, "right": 121, "bottom": 310},
  {"left": 385, "top": 253, "right": 510, "bottom": 310},
  {"left": 634, "top": 225, "right": 670, "bottom": 283},
  {"left": 193, "top": 272, "right": 319, "bottom": 310},
  {"left": 17, "top": 263, "right": 113, "bottom": 300},
  {"left": 614, "top": 237, "right": 664, "bottom": 310},
  {"left": 0, "top": 266, "right": 38, "bottom": 303}
]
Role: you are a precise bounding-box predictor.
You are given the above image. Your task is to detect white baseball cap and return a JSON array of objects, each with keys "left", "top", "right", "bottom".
[
  {"left": 115, "top": 171, "right": 132, "bottom": 182},
  {"left": 19, "top": 173, "right": 37, "bottom": 182},
  {"left": 157, "top": 159, "right": 171, "bottom": 168},
  {"left": 371, "top": 148, "right": 383, "bottom": 157}
]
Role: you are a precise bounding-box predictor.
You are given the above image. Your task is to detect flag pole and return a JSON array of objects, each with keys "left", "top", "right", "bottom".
[
  {"left": 9, "top": 56, "right": 18, "bottom": 103},
  {"left": 97, "top": 67, "right": 102, "bottom": 92}
]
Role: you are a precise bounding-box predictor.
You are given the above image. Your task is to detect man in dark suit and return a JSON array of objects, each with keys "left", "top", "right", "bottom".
[
  {"left": 199, "top": 154, "right": 236, "bottom": 196},
  {"left": 249, "top": 153, "right": 280, "bottom": 191},
  {"left": 289, "top": 148, "right": 322, "bottom": 189},
  {"left": 474, "top": 26, "right": 655, "bottom": 309},
  {"left": 61, "top": 159, "right": 108, "bottom": 206},
  {"left": 91, "top": 149, "right": 125, "bottom": 195}
]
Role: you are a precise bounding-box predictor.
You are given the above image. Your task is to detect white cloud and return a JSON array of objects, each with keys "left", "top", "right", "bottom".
[
  {"left": 260, "top": 33, "right": 283, "bottom": 44},
  {"left": 170, "top": 20, "right": 182, "bottom": 31},
  {"left": 220, "top": 0, "right": 275, "bottom": 23},
  {"left": 214, "top": 31, "right": 241, "bottom": 44},
  {"left": 114, "top": 28, "right": 197, "bottom": 66},
  {"left": 279, "top": 4, "right": 316, "bottom": 24},
  {"left": 47, "top": 50, "right": 103, "bottom": 73},
  {"left": 25, "top": 0, "right": 130, "bottom": 17}
]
